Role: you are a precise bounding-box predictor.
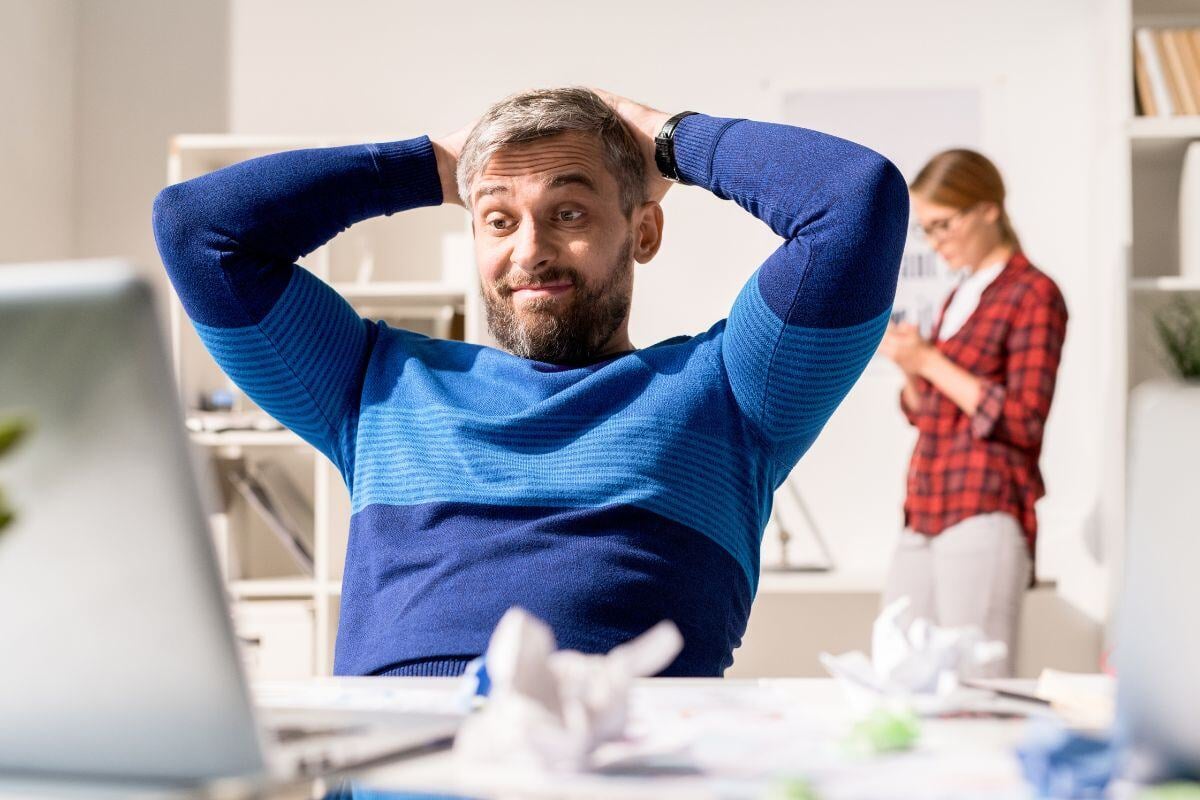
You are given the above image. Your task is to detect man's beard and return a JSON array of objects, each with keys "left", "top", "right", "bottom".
[{"left": 484, "top": 237, "right": 633, "bottom": 366}]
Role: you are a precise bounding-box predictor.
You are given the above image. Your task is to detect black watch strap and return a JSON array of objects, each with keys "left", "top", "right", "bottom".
[{"left": 654, "top": 111, "right": 698, "bottom": 183}]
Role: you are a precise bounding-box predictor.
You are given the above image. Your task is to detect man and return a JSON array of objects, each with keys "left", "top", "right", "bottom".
[{"left": 153, "top": 88, "right": 908, "bottom": 677}]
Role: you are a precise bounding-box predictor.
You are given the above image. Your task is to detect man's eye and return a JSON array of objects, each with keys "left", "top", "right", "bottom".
[
  {"left": 487, "top": 218, "right": 511, "bottom": 230},
  {"left": 558, "top": 210, "right": 583, "bottom": 222}
]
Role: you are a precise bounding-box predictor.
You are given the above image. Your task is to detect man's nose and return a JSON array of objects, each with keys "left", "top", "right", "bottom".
[{"left": 510, "top": 219, "right": 557, "bottom": 273}]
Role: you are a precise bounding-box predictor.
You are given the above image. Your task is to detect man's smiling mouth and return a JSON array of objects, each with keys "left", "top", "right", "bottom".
[{"left": 511, "top": 281, "right": 574, "bottom": 298}]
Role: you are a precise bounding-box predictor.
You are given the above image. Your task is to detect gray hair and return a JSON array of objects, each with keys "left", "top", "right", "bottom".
[{"left": 456, "top": 87, "right": 647, "bottom": 216}]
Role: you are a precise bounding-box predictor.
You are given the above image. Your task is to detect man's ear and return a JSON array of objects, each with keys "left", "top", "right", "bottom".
[{"left": 632, "top": 201, "right": 664, "bottom": 264}]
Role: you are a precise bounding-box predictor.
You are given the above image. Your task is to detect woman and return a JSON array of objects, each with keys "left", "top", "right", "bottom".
[{"left": 879, "top": 149, "right": 1068, "bottom": 677}]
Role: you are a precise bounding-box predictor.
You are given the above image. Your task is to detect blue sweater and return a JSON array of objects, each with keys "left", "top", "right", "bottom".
[{"left": 153, "top": 114, "right": 908, "bottom": 677}]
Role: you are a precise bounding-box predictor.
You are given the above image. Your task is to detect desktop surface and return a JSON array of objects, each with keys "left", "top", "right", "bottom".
[{"left": 0, "top": 678, "right": 1038, "bottom": 800}]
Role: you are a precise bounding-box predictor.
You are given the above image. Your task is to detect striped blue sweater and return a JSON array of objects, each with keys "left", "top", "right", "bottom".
[{"left": 152, "top": 114, "right": 908, "bottom": 677}]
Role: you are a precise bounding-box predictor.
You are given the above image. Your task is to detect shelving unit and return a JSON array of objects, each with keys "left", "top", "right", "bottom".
[
  {"left": 1097, "top": 0, "right": 1200, "bottom": 607},
  {"left": 166, "top": 134, "right": 484, "bottom": 679},
  {"left": 1125, "top": 1, "right": 1200, "bottom": 392}
]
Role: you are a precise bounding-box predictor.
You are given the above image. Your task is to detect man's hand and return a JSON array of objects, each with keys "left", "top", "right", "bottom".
[
  {"left": 880, "top": 322, "right": 933, "bottom": 376},
  {"left": 433, "top": 121, "right": 474, "bottom": 207},
  {"left": 591, "top": 89, "right": 673, "bottom": 204}
]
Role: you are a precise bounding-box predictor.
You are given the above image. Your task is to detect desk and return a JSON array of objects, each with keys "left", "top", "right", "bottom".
[
  {"left": 0, "top": 678, "right": 1040, "bottom": 800},
  {"left": 335, "top": 678, "right": 1036, "bottom": 800}
]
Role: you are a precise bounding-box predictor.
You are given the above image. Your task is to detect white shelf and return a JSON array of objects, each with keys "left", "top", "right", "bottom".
[
  {"left": 331, "top": 281, "right": 467, "bottom": 305},
  {"left": 189, "top": 428, "right": 304, "bottom": 448},
  {"left": 1130, "top": 276, "right": 1200, "bottom": 291},
  {"left": 230, "top": 578, "right": 318, "bottom": 599},
  {"left": 758, "top": 570, "right": 884, "bottom": 595},
  {"left": 1128, "top": 116, "right": 1200, "bottom": 140}
]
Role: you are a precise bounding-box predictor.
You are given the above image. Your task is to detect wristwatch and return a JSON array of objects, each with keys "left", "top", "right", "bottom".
[{"left": 654, "top": 111, "right": 698, "bottom": 183}]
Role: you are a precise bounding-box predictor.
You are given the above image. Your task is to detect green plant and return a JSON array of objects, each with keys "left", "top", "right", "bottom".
[
  {"left": 1155, "top": 298, "right": 1200, "bottom": 379},
  {"left": 0, "top": 417, "right": 31, "bottom": 534}
]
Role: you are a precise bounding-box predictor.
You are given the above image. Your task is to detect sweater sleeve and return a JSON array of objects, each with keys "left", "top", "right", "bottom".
[
  {"left": 673, "top": 115, "right": 909, "bottom": 474},
  {"left": 970, "top": 281, "right": 1068, "bottom": 450},
  {"left": 151, "top": 137, "right": 443, "bottom": 480}
]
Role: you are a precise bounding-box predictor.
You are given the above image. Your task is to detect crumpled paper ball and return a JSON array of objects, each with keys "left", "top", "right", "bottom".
[
  {"left": 820, "top": 597, "right": 1008, "bottom": 714},
  {"left": 453, "top": 607, "right": 683, "bottom": 772}
]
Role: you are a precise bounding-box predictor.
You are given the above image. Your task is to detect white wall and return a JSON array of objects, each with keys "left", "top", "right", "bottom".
[
  {"left": 226, "top": 0, "right": 1115, "bottom": 619},
  {"left": 0, "top": 0, "right": 229, "bottom": 315},
  {"left": 0, "top": 0, "right": 77, "bottom": 262},
  {"left": 72, "top": 0, "right": 229, "bottom": 302}
]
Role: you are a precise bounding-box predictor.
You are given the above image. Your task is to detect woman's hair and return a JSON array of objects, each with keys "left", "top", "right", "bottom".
[{"left": 910, "top": 149, "right": 1021, "bottom": 250}]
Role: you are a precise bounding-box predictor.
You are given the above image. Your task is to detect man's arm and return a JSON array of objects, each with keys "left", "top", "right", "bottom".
[
  {"left": 679, "top": 116, "right": 907, "bottom": 472},
  {"left": 152, "top": 136, "right": 448, "bottom": 480},
  {"left": 603, "top": 95, "right": 908, "bottom": 473}
]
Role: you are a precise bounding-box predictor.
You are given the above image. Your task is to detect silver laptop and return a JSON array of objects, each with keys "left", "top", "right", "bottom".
[
  {"left": 0, "top": 261, "right": 460, "bottom": 787},
  {"left": 1117, "top": 381, "right": 1200, "bottom": 779}
]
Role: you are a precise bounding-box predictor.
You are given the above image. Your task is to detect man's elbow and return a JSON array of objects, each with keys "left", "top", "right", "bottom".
[
  {"left": 837, "top": 152, "right": 910, "bottom": 298},
  {"left": 860, "top": 154, "right": 910, "bottom": 242},
  {"left": 828, "top": 151, "right": 910, "bottom": 266},
  {"left": 152, "top": 184, "right": 183, "bottom": 247},
  {"left": 881, "top": 156, "right": 910, "bottom": 219},
  {"left": 152, "top": 183, "right": 203, "bottom": 280}
]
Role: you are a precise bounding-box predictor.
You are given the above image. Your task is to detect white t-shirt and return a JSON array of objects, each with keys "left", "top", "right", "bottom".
[{"left": 936, "top": 260, "right": 1007, "bottom": 342}]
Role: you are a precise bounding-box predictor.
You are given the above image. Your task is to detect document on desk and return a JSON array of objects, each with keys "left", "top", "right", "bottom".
[
  {"left": 1033, "top": 669, "right": 1115, "bottom": 731},
  {"left": 254, "top": 678, "right": 468, "bottom": 717}
]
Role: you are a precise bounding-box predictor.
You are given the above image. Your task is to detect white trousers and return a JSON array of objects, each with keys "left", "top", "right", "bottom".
[{"left": 880, "top": 512, "right": 1032, "bottom": 678}]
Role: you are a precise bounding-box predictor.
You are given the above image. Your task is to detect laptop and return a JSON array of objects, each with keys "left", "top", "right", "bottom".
[
  {"left": 1117, "top": 381, "right": 1200, "bottom": 779},
  {"left": 0, "top": 261, "right": 461, "bottom": 788}
]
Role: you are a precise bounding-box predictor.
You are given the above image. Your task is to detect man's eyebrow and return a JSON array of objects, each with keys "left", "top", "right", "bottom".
[
  {"left": 473, "top": 172, "right": 597, "bottom": 202},
  {"left": 544, "top": 172, "right": 598, "bottom": 193},
  {"left": 474, "top": 183, "right": 509, "bottom": 200}
]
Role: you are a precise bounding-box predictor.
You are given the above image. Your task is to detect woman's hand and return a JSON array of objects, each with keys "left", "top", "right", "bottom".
[
  {"left": 590, "top": 88, "right": 673, "bottom": 204},
  {"left": 884, "top": 323, "right": 986, "bottom": 417},
  {"left": 881, "top": 322, "right": 933, "bottom": 376}
]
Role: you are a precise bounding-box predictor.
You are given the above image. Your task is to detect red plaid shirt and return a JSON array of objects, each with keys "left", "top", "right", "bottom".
[{"left": 900, "top": 252, "right": 1068, "bottom": 552}]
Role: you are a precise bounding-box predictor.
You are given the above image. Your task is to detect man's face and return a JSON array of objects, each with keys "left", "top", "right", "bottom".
[{"left": 470, "top": 132, "right": 642, "bottom": 365}]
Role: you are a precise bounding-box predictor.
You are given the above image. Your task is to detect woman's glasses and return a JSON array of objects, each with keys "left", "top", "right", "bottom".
[{"left": 919, "top": 206, "right": 974, "bottom": 241}]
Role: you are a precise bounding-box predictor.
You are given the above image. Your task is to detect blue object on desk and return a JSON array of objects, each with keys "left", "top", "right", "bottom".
[
  {"left": 1017, "top": 720, "right": 1115, "bottom": 799},
  {"left": 464, "top": 656, "right": 490, "bottom": 698},
  {"left": 325, "top": 781, "right": 479, "bottom": 799}
]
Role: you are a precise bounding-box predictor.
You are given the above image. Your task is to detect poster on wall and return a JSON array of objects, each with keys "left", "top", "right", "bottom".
[{"left": 783, "top": 87, "right": 983, "bottom": 342}]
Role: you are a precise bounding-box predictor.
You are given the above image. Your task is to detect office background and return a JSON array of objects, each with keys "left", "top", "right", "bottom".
[{"left": 1, "top": 0, "right": 1134, "bottom": 676}]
